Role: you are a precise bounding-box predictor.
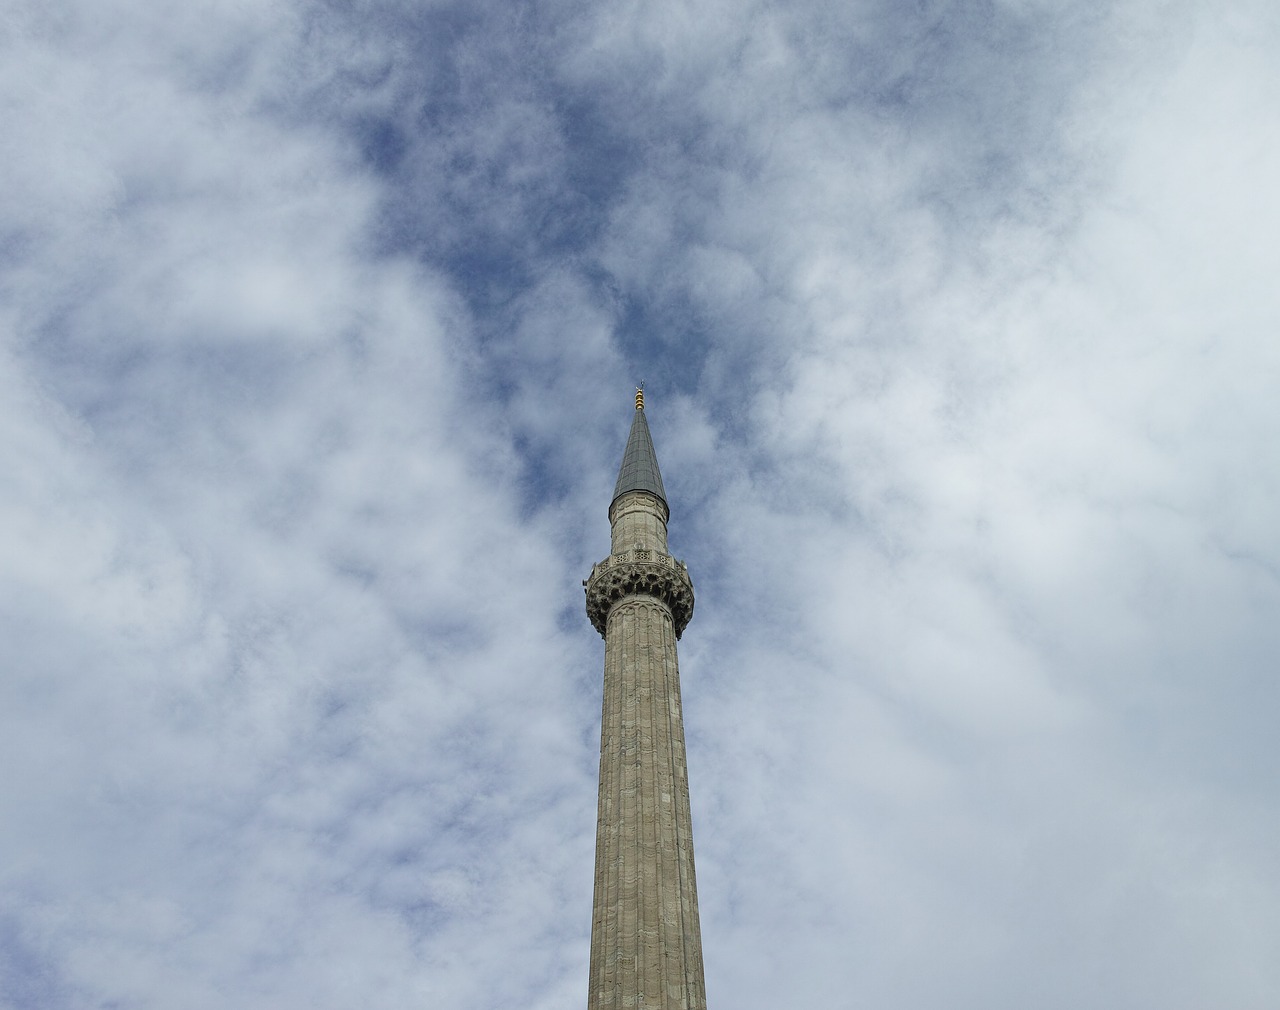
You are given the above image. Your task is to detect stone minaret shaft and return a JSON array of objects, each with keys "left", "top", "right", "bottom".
[{"left": 585, "top": 392, "right": 706, "bottom": 1010}]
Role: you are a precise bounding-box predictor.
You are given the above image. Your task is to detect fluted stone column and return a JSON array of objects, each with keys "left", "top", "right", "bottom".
[{"left": 584, "top": 397, "right": 706, "bottom": 1010}]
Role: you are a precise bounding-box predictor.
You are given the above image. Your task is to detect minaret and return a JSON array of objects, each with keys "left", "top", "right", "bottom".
[{"left": 584, "top": 389, "right": 706, "bottom": 1010}]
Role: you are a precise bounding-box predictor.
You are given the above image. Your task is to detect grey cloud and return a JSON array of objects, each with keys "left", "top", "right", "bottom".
[{"left": 2, "top": 0, "right": 1279, "bottom": 1008}]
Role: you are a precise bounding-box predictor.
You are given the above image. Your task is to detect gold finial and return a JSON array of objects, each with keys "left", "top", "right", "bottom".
[{"left": 635, "top": 386, "right": 645, "bottom": 411}]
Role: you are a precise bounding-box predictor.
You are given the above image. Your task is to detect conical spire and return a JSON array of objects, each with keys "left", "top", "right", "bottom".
[{"left": 611, "top": 389, "right": 668, "bottom": 511}]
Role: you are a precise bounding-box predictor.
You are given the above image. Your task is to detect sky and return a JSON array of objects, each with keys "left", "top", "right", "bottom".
[{"left": 2, "top": 0, "right": 1279, "bottom": 1007}]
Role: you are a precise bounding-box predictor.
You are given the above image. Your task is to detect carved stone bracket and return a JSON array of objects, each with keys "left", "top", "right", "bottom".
[{"left": 585, "top": 550, "right": 695, "bottom": 639}]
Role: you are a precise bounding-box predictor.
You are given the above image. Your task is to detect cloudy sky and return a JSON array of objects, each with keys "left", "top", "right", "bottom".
[{"left": 3, "top": 0, "right": 1279, "bottom": 1006}]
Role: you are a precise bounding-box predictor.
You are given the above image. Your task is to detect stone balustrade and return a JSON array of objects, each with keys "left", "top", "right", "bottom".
[{"left": 584, "top": 548, "right": 695, "bottom": 639}]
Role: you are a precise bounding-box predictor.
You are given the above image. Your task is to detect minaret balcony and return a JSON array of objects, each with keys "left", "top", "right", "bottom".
[{"left": 584, "top": 549, "right": 695, "bottom": 639}]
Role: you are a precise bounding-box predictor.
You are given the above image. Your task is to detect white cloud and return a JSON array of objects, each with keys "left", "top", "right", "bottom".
[{"left": 2, "top": 0, "right": 1278, "bottom": 1007}]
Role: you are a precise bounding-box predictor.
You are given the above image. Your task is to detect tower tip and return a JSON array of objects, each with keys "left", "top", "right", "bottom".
[{"left": 635, "top": 386, "right": 644, "bottom": 411}]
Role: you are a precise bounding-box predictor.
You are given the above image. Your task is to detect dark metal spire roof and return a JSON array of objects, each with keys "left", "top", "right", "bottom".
[{"left": 611, "top": 397, "right": 667, "bottom": 511}]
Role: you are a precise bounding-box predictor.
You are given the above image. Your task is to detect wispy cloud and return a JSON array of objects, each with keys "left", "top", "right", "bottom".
[{"left": 2, "top": 0, "right": 1278, "bottom": 1007}]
